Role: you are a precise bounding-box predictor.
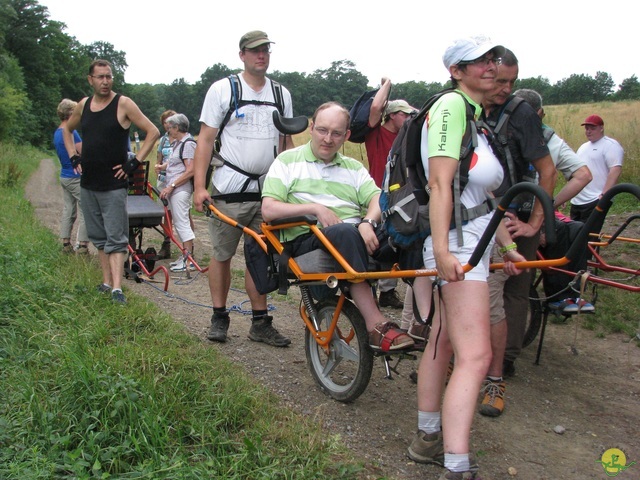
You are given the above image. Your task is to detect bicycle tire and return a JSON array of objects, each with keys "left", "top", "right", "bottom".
[
  {"left": 523, "top": 283, "right": 543, "bottom": 348},
  {"left": 304, "top": 297, "right": 374, "bottom": 403}
]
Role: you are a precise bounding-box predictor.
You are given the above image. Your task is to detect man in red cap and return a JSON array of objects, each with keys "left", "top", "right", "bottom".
[{"left": 570, "top": 114, "right": 624, "bottom": 229}]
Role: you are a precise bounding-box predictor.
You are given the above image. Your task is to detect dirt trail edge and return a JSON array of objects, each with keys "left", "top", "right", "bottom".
[{"left": 28, "top": 158, "right": 640, "bottom": 480}]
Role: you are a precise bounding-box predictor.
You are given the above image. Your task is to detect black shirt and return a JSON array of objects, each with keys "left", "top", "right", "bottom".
[{"left": 81, "top": 94, "right": 130, "bottom": 191}]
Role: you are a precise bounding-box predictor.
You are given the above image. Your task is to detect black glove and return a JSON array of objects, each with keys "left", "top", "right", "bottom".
[
  {"left": 122, "top": 155, "right": 141, "bottom": 175},
  {"left": 70, "top": 154, "right": 82, "bottom": 169}
]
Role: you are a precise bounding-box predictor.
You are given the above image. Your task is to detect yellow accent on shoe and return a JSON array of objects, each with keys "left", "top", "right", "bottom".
[{"left": 479, "top": 379, "right": 506, "bottom": 417}]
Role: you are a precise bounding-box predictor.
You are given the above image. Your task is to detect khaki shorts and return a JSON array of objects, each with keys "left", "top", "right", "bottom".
[
  {"left": 488, "top": 257, "right": 508, "bottom": 325},
  {"left": 208, "top": 197, "right": 263, "bottom": 262}
]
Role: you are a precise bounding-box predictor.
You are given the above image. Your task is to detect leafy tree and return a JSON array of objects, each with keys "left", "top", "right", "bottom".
[
  {"left": 615, "top": 75, "right": 640, "bottom": 100},
  {"left": 162, "top": 79, "right": 199, "bottom": 133},
  {"left": 270, "top": 70, "right": 311, "bottom": 117},
  {"left": 392, "top": 81, "right": 444, "bottom": 109},
  {"left": 548, "top": 74, "right": 597, "bottom": 104},
  {"left": 515, "top": 76, "right": 552, "bottom": 101},
  {"left": 0, "top": 53, "right": 32, "bottom": 142},
  {"left": 2, "top": 0, "right": 93, "bottom": 145},
  {"left": 593, "top": 71, "right": 615, "bottom": 101},
  {"left": 124, "top": 83, "right": 161, "bottom": 140},
  {"left": 310, "top": 60, "right": 369, "bottom": 113}
]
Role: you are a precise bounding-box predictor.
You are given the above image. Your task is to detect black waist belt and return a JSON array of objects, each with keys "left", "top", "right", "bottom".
[{"left": 213, "top": 192, "right": 261, "bottom": 203}]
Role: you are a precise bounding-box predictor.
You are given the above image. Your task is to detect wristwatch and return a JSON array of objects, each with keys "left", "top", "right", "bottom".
[
  {"left": 359, "top": 218, "right": 378, "bottom": 229},
  {"left": 170, "top": 182, "right": 176, "bottom": 188}
]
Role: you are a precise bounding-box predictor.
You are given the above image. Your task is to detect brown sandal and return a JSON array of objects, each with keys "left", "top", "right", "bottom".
[{"left": 369, "top": 321, "right": 415, "bottom": 352}]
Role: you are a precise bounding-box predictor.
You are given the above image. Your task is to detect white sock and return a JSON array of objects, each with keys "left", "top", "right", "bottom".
[
  {"left": 444, "top": 452, "right": 470, "bottom": 472},
  {"left": 487, "top": 375, "right": 502, "bottom": 382},
  {"left": 112, "top": 288, "right": 122, "bottom": 293},
  {"left": 417, "top": 410, "right": 441, "bottom": 434}
]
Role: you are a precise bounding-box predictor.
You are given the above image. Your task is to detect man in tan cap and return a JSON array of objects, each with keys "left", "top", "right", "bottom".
[
  {"left": 570, "top": 114, "right": 624, "bottom": 227},
  {"left": 193, "top": 30, "right": 294, "bottom": 347},
  {"left": 365, "top": 77, "right": 417, "bottom": 310}
]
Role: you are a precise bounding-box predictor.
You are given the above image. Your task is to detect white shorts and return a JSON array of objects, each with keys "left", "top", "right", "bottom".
[{"left": 423, "top": 213, "right": 495, "bottom": 285}]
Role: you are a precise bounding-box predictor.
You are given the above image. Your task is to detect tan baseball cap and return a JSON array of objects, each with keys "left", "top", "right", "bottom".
[{"left": 385, "top": 100, "right": 417, "bottom": 116}]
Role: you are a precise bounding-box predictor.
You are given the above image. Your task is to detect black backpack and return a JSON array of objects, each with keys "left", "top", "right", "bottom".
[
  {"left": 211, "top": 74, "right": 286, "bottom": 202},
  {"left": 347, "top": 88, "right": 380, "bottom": 144},
  {"left": 379, "top": 89, "right": 496, "bottom": 249}
]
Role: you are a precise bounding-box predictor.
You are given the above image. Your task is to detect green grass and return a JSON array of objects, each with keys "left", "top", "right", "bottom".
[{"left": 0, "top": 144, "right": 365, "bottom": 479}]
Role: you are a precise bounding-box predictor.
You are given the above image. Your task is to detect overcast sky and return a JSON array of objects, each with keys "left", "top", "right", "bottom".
[{"left": 40, "top": 0, "right": 637, "bottom": 90}]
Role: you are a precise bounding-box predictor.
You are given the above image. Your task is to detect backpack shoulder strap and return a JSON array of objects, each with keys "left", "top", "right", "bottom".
[
  {"left": 219, "top": 74, "right": 241, "bottom": 138},
  {"left": 178, "top": 137, "right": 197, "bottom": 164},
  {"left": 487, "top": 95, "right": 523, "bottom": 187},
  {"left": 270, "top": 79, "right": 285, "bottom": 114},
  {"left": 492, "top": 95, "right": 524, "bottom": 137},
  {"left": 542, "top": 124, "right": 555, "bottom": 144}
]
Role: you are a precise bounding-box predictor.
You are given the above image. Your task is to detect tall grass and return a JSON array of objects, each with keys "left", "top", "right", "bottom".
[
  {"left": 0, "top": 144, "right": 364, "bottom": 478},
  {"left": 545, "top": 100, "right": 640, "bottom": 186}
]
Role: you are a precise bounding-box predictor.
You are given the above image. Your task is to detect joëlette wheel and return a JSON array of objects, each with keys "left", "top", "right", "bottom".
[{"left": 304, "top": 297, "right": 374, "bottom": 403}]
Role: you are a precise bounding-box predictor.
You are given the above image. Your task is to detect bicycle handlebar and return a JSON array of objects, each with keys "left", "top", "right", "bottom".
[{"left": 467, "top": 182, "right": 556, "bottom": 268}]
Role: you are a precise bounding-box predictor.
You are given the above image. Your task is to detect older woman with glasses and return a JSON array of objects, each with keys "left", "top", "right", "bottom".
[
  {"left": 159, "top": 113, "right": 197, "bottom": 272},
  {"left": 406, "top": 36, "right": 525, "bottom": 480}
]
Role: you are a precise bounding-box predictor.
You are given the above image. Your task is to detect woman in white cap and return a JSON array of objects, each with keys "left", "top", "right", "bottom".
[{"left": 407, "top": 36, "right": 525, "bottom": 480}]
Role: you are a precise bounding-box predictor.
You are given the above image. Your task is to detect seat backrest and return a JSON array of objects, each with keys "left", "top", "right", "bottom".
[{"left": 128, "top": 160, "right": 150, "bottom": 195}]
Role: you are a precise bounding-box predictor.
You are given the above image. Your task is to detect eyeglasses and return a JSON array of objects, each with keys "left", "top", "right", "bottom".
[
  {"left": 90, "top": 74, "right": 113, "bottom": 81},
  {"left": 314, "top": 126, "right": 346, "bottom": 140},
  {"left": 244, "top": 46, "right": 271, "bottom": 55},
  {"left": 458, "top": 56, "right": 502, "bottom": 67}
]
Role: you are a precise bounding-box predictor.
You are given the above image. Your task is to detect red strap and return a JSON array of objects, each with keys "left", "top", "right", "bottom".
[{"left": 380, "top": 328, "right": 403, "bottom": 352}]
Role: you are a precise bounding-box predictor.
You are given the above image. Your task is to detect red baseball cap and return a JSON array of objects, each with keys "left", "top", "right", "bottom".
[{"left": 581, "top": 114, "right": 604, "bottom": 126}]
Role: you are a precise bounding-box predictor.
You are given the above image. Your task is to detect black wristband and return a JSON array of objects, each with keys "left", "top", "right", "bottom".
[
  {"left": 70, "top": 154, "right": 81, "bottom": 169},
  {"left": 123, "top": 156, "right": 141, "bottom": 175}
]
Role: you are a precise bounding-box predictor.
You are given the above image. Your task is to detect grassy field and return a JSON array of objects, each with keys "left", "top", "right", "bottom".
[{"left": 0, "top": 144, "right": 363, "bottom": 479}]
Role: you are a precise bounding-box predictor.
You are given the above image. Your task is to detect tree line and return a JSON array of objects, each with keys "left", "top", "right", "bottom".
[{"left": 2, "top": 0, "right": 640, "bottom": 147}]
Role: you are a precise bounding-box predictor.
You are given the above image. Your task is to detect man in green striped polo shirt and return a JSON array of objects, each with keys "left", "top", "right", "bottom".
[{"left": 262, "top": 102, "right": 414, "bottom": 352}]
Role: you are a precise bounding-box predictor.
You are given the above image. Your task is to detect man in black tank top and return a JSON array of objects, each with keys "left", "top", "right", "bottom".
[{"left": 62, "top": 59, "right": 160, "bottom": 304}]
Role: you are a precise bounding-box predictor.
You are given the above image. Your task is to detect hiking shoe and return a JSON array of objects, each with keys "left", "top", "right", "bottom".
[
  {"left": 548, "top": 298, "right": 575, "bottom": 311},
  {"left": 157, "top": 240, "right": 171, "bottom": 260},
  {"left": 170, "top": 257, "right": 196, "bottom": 272},
  {"left": 97, "top": 283, "right": 111, "bottom": 294},
  {"left": 62, "top": 242, "right": 74, "bottom": 254},
  {"left": 479, "top": 378, "right": 506, "bottom": 417},
  {"left": 111, "top": 289, "right": 126, "bottom": 304},
  {"left": 248, "top": 316, "right": 291, "bottom": 347},
  {"left": 369, "top": 321, "right": 414, "bottom": 351},
  {"left": 379, "top": 289, "right": 404, "bottom": 309},
  {"left": 407, "top": 430, "right": 444, "bottom": 466},
  {"left": 76, "top": 245, "right": 89, "bottom": 255},
  {"left": 503, "top": 359, "right": 515, "bottom": 378},
  {"left": 170, "top": 255, "right": 184, "bottom": 267},
  {"left": 408, "top": 322, "right": 430, "bottom": 342},
  {"left": 207, "top": 312, "right": 230, "bottom": 342},
  {"left": 563, "top": 298, "right": 595, "bottom": 313}
]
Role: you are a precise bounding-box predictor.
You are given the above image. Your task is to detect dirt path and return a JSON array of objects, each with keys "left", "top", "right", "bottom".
[{"left": 28, "top": 158, "right": 640, "bottom": 480}]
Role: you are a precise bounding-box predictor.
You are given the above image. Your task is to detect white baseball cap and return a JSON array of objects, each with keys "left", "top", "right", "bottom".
[{"left": 442, "top": 35, "right": 506, "bottom": 70}]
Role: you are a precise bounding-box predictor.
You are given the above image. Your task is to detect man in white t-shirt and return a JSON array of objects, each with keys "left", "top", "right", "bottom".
[
  {"left": 192, "top": 30, "right": 294, "bottom": 347},
  {"left": 570, "top": 114, "right": 624, "bottom": 232}
]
